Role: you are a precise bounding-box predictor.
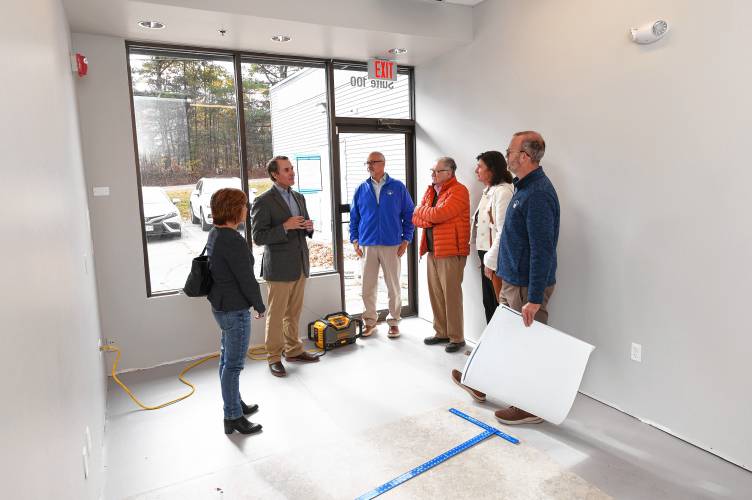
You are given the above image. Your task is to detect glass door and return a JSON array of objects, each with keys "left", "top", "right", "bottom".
[{"left": 336, "top": 130, "right": 416, "bottom": 318}]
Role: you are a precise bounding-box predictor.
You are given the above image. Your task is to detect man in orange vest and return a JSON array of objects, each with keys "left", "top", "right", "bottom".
[{"left": 412, "top": 157, "right": 471, "bottom": 352}]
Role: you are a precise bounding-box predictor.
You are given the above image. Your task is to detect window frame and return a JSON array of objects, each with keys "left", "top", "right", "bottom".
[{"left": 126, "top": 42, "right": 415, "bottom": 304}]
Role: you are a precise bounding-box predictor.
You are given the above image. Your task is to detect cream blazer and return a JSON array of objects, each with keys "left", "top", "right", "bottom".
[{"left": 471, "top": 183, "right": 514, "bottom": 270}]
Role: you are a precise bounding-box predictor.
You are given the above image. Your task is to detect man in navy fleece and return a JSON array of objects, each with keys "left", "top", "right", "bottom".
[
  {"left": 451, "top": 130, "right": 560, "bottom": 425},
  {"left": 493, "top": 130, "right": 560, "bottom": 425},
  {"left": 497, "top": 130, "right": 559, "bottom": 329}
]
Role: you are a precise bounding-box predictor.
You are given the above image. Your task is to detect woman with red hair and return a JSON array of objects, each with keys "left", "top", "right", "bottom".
[{"left": 206, "top": 188, "right": 266, "bottom": 435}]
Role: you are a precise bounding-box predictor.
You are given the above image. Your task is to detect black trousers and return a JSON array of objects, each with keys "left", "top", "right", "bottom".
[{"left": 478, "top": 250, "right": 498, "bottom": 323}]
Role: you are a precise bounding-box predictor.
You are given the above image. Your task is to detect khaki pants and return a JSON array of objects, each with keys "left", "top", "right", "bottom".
[
  {"left": 499, "top": 281, "right": 555, "bottom": 324},
  {"left": 427, "top": 253, "right": 467, "bottom": 343},
  {"left": 265, "top": 275, "right": 306, "bottom": 363},
  {"left": 361, "top": 245, "right": 402, "bottom": 327}
]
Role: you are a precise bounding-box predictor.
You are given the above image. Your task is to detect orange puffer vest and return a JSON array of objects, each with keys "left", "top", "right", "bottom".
[{"left": 412, "top": 177, "right": 471, "bottom": 258}]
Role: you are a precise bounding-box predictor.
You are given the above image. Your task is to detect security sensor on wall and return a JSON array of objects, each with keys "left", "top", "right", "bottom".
[{"left": 630, "top": 20, "right": 669, "bottom": 44}]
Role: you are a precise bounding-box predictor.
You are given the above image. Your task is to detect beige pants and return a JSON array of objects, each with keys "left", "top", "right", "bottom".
[
  {"left": 361, "top": 245, "right": 402, "bottom": 327},
  {"left": 265, "top": 275, "right": 306, "bottom": 363},
  {"left": 499, "top": 281, "right": 556, "bottom": 324},
  {"left": 427, "top": 253, "right": 467, "bottom": 343}
]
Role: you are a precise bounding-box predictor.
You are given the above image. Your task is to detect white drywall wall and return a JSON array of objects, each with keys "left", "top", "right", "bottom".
[
  {"left": 415, "top": 0, "right": 752, "bottom": 469},
  {"left": 0, "top": 1, "right": 107, "bottom": 498}
]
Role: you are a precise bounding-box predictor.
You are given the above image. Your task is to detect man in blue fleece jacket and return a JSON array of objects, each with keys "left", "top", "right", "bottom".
[
  {"left": 496, "top": 131, "right": 559, "bottom": 329},
  {"left": 495, "top": 130, "right": 559, "bottom": 425},
  {"left": 350, "top": 151, "right": 415, "bottom": 338},
  {"left": 450, "top": 131, "right": 560, "bottom": 425}
]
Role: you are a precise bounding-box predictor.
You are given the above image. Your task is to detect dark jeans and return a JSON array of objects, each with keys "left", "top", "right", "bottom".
[
  {"left": 478, "top": 250, "right": 498, "bottom": 323},
  {"left": 212, "top": 308, "right": 251, "bottom": 419}
]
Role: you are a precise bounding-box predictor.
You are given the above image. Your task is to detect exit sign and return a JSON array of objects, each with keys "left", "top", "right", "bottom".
[{"left": 368, "top": 58, "right": 398, "bottom": 81}]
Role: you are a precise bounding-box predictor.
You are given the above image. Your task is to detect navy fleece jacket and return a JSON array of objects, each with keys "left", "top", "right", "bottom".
[{"left": 497, "top": 167, "right": 560, "bottom": 304}]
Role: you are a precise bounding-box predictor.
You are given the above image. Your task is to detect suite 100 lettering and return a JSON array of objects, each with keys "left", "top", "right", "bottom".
[{"left": 350, "top": 76, "right": 394, "bottom": 90}]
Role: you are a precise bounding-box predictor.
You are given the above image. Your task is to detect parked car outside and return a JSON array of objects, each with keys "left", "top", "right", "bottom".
[
  {"left": 189, "top": 177, "right": 256, "bottom": 231},
  {"left": 142, "top": 186, "right": 182, "bottom": 239}
]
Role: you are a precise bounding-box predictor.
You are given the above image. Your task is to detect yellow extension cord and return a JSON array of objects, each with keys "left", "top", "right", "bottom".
[{"left": 99, "top": 344, "right": 319, "bottom": 411}]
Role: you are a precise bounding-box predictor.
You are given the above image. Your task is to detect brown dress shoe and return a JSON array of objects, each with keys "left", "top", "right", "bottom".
[
  {"left": 450, "top": 369, "right": 486, "bottom": 402},
  {"left": 285, "top": 351, "right": 320, "bottom": 363},
  {"left": 269, "top": 361, "right": 287, "bottom": 377},
  {"left": 387, "top": 326, "right": 400, "bottom": 338},
  {"left": 362, "top": 324, "right": 376, "bottom": 337},
  {"left": 494, "top": 406, "right": 543, "bottom": 425}
]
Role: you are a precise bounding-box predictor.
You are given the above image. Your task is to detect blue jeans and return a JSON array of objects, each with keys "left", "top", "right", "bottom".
[{"left": 212, "top": 308, "right": 251, "bottom": 419}]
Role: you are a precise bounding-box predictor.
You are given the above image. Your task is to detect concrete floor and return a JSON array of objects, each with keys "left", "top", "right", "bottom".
[{"left": 103, "top": 317, "right": 752, "bottom": 499}]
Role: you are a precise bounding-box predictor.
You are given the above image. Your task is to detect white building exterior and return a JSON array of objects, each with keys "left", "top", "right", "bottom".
[{"left": 269, "top": 67, "right": 411, "bottom": 235}]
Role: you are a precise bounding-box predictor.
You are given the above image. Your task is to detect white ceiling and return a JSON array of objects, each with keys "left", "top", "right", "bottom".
[
  {"left": 416, "top": 0, "right": 484, "bottom": 4},
  {"left": 436, "top": 0, "right": 485, "bottom": 4},
  {"left": 63, "top": 0, "right": 477, "bottom": 65}
]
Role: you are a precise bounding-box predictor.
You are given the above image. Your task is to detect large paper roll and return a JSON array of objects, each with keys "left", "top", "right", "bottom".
[{"left": 461, "top": 306, "right": 595, "bottom": 425}]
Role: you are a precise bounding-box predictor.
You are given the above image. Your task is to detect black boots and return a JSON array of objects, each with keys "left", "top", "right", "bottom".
[
  {"left": 225, "top": 401, "right": 261, "bottom": 434},
  {"left": 224, "top": 416, "right": 262, "bottom": 435},
  {"left": 241, "top": 400, "right": 258, "bottom": 416}
]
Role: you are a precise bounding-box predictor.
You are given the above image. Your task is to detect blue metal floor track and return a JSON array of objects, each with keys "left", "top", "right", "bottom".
[{"left": 355, "top": 408, "right": 519, "bottom": 500}]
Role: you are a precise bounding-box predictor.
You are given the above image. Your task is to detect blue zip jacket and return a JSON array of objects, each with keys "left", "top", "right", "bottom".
[
  {"left": 350, "top": 175, "right": 415, "bottom": 246},
  {"left": 497, "top": 167, "right": 559, "bottom": 304}
]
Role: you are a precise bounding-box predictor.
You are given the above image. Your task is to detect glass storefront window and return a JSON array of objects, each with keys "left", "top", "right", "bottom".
[
  {"left": 334, "top": 66, "right": 411, "bottom": 119},
  {"left": 127, "top": 47, "right": 414, "bottom": 299},
  {"left": 240, "top": 61, "right": 334, "bottom": 276},
  {"left": 129, "top": 50, "right": 243, "bottom": 294}
]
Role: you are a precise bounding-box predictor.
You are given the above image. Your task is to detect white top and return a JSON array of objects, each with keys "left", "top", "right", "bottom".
[
  {"left": 370, "top": 174, "right": 388, "bottom": 203},
  {"left": 471, "top": 183, "right": 514, "bottom": 270}
]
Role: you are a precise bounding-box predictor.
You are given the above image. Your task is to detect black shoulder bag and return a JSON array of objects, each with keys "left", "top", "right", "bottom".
[{"left": 183, "top": 245, "right": 212, "bottom": 297}]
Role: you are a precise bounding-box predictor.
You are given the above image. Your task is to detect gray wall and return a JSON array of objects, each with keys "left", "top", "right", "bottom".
[
  {"left": 0, "top": 1, "right": 107, "bottom": 498},
  {"left": 72, "top": 33, "right": 341, "bottom": 371},
  {"left": 415, "top": 0, "right": 752, "bottom": 469}
]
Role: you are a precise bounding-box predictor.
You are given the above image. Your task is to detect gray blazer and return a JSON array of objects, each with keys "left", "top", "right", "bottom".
[{"left": 250, "top": 186, "right": 313, "bottom": 282}]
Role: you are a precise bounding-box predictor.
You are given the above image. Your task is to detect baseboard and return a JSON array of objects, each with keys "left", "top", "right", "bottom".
[
  {"left": 110, "top": 349, "right": 222, "bottom": 375},
  {"left": 579, "top": 391, "right": 750, "bottom": 472}
]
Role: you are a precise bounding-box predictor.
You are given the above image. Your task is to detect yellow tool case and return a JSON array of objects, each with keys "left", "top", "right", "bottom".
[{"left": 307, "top": 312, "right": 363, "bottom": 351}]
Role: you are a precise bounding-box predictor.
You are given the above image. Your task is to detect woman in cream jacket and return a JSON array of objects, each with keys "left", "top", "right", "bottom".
[{"left": 471, "top": 151, "right": 514, "bottom": 322}]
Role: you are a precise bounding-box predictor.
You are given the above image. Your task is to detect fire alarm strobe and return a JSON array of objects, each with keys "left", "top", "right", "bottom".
[{"left": 71, "top": 52, "right": 88, "bottom": 77}]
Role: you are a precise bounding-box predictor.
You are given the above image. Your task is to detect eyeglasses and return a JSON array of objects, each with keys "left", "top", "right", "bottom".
[
  {"left": 505, "top": 150, "right": 528, "bottom": 159},
  {"left": 364, "top": 160, "right": 385, "bottom": 166},
  {"left": 429, "top": 169, "right": 451, "bottom": 175}
]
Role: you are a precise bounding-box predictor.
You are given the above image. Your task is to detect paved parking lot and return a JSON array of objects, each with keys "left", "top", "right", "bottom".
[
  {"left": 145, "top": 218, "right": 408, "bottom": 313},
  {"left": 145, "top": 222, "right": 213, "bottom": 292}
]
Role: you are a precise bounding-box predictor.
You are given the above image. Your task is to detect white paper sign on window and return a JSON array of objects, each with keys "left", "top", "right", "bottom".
[{"left": 296, "top": 156, "right": 322, "bottom": 193}]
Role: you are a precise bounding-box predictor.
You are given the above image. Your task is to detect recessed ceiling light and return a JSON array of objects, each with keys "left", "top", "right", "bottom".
[
  {"left": 388, "top": 48, "right": 407, "bottom": 55},
  {"left": 138, "top": 21, "right": 166, "bottom": 30},
  {"left": 271, "top": 34, "right": 291, "bottom": 43}
]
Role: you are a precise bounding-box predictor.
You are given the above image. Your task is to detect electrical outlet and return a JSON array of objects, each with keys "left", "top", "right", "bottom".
[
  {"left": 98, "top": 338, "right": 115, "bottom": 349},
  {"left": 631, "top": 342, "right": 642, "bottom": 362}
]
